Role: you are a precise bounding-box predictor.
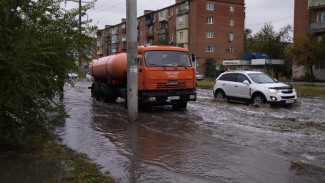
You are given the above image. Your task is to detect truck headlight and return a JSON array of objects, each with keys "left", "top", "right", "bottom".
[
  {"left": 145, "top": 97, "right": 156, "bottom": 102},
  {"left": 189, "top": 95, "right": 196, "bottom": 99},
  {"left": 268, "top": 88, "right": 278, "bottom": 93}
]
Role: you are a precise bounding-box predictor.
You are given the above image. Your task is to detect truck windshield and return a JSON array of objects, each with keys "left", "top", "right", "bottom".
[
  {"left": 247, "top": 73, "right": 277, "bottom": 84},
  {"left": 144, "top": 51, "right": 191, "bottom": 67}
]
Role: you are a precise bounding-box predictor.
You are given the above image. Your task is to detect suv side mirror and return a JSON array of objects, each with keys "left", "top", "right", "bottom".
[{"left": 243, "top": 80, "right": 250, "bottom": 86}]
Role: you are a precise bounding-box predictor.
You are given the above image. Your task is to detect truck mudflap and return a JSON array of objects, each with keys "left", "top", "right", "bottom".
[{"left": 139, "top": 89, "right": 196, "bottom": 106}]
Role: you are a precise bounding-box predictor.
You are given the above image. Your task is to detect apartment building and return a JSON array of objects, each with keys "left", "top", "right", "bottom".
[
  {"left": 293, "top": 0, "right": 325, "bottom": 80},
  {"left": 96, "top": 0, "right": 245, "bottom": 74}
]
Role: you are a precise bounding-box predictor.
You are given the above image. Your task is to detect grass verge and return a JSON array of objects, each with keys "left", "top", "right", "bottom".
[
  {"left": 293, "top": 85, "right": 325, "bottom": 98},
  {"left": 0, "top": 134, "right": 116, "bottom": 183}
]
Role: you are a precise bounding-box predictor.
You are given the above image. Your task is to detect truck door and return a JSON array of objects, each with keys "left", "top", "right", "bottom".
[{"left": 137, "top": 52, "right": 145, "bottom": 90}]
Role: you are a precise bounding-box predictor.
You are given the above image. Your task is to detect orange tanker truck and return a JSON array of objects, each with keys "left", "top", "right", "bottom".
[{"left": 88, "top": 45, "right": 196, "bottom": 109}]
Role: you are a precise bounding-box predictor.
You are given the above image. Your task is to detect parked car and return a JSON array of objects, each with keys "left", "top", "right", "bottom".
[
  {"left": 86, "top": 73, "right": 93, "bottom": 81},
  {"left": 68, "top": 72, "right": 78, "bottom": 80},
  {"left": 196, "top": 72, "right": 204, "bottom": 81},
  {"left": 213, "top": 70, "right": 297, "bottom": 105}
]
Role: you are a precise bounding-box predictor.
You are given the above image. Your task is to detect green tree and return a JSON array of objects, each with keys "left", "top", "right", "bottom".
[
  {"left": 203, "top": 59, "right": 216, "bottom": 77},
  {"left": 152, "top": 37, "right": 175, "bottom": 46},
  {"left": 245, "top": 24, "right": 292, "bottom": 79},
  {"left": 0, "top": 0, "right": 96, "bottom": 144},
  {"left": 287, "top": 34, "right": 325, "bottom": 81}
]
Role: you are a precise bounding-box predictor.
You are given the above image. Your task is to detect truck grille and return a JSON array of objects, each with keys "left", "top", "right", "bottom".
[{"left": 157, "top": 81, "right": 186, "bottom": 89}]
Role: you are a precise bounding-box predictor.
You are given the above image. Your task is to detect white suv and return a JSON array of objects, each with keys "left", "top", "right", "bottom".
[{"left": 213, "top": 71, "right": 297, "bottom": 105}]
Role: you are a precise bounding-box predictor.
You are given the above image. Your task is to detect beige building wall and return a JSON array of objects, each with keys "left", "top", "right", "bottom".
[
  {"left": 176, "top": 29, "right": 189, "bottom": 44},
  {"left": 176, "top": 14, "right": 189, "bottom": 30}
]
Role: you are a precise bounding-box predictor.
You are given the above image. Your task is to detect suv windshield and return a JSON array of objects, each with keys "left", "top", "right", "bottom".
[
  {"left": 144, "top": 51, "right": 191, "bottom": 67},
  {"left": 247, "top": 73, "right": 277, "bottom": 84}
]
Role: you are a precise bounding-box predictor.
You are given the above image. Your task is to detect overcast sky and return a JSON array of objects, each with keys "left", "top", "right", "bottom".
[{"left": 65, "top": 0, "right": 294, "bottom": 36}]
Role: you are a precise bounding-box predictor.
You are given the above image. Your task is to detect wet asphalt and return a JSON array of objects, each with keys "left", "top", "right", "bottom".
[{"left": 56, "top": 80, "right": 325, "bottom": 183}]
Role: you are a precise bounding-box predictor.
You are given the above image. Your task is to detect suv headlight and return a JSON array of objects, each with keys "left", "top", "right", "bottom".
[{"left": 268, "top": 88, "right": 278, "bottom": 93}]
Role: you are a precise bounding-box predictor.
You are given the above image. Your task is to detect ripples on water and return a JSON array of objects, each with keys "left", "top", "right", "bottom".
[{"left": 57, "top": 82, "right": 325, "bottom": 183}]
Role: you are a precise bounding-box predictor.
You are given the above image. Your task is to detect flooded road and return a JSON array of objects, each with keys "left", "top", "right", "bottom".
[{"left": 57, "top": 80, "right": 325, "bottom": 183}]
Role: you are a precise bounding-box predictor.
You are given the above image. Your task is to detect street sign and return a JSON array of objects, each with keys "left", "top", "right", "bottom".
[{"left": 215, "top": 65, "right": 220, "bottom": 70}]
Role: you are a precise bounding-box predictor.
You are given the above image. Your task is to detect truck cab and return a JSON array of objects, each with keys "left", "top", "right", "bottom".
[{"left": 137, "top": 46, "right": 196, "bottom": 109}]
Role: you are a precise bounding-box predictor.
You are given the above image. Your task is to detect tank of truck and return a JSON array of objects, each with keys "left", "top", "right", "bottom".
[{"left": 88, "top": 53, "right": 127, "bottom": 83}]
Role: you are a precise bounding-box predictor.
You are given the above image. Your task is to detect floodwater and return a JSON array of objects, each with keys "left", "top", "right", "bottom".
[{"left": 57, "top": 80, "right": 325, "bottom": 183}]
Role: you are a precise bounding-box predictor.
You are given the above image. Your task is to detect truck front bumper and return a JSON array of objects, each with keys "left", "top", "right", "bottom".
[{"left": 139, "top": 89, "right": 196, "bottom": 105}]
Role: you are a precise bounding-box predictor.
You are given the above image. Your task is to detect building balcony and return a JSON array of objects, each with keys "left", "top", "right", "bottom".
[
  {"left": 97, "top": 39, "right": 102, "bottom": 47},
  {"left": 146, "top": 32, "right": 154, "bottom": 39},
  {"left": 145, "top": 20, "right": 154, "bottom": 26},
  {"left": 112, "top": 39, "right": 119, "bottom": 44},
  {"left": 177, "top": 9, "right": 189, "bottom": 16},
  {"left": 308, "top": 0, "right": 325, "bottom": 8},
  {"left": 309, "top": 22, "right": 325, "bottom": 32},
  {"left": 122, "top": 37, "right": 126, "bottom": 42},
  {"left": 158, "top": 28, "right": 168, "bottom": 35}
]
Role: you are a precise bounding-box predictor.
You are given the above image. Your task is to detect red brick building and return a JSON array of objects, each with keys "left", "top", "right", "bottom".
[
  {"left": 293, "top": 0, "right": 325, "bottom": 80},
  {"left": 96, "top": 0, "right": 245, "bottom": 74}
]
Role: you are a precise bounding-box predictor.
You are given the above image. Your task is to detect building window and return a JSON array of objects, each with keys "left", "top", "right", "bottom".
[
  {"left": 170, "top": 8, "right": 173, "bottom": 16},
  {"left": 171, "top": 35, "right": 174, "bottom": 41},
  {"left": 317, "top": 12, "right": 325, "bottom": 22},
  {"left": 206, "top": 17, "right": 213, "bottom": 24},
  {"left": 206, "top": 45, "right": 214, "bottom": 52},
  {"left": 228, "top": 32, "right": 234, "bottom": 42},
  {"left": 227, "top": 46, "right": 233, "bottom": 53},
  {"left": 206, "top": 2, "right": 214, "bottom": 10},
  {"left": 176, "top": 8, "right": 179, "bottom": 15},
  {"left": 206, "top": 31, "right": 213, "bottom": 38},
  {"left": 317, "top": 35, "right": 323, "bottom": 42},
  {"left": 178, "top": 16, "right": 183, "bottom": 25},
  {"left": 170, "top": 22, "right": 174, "bottom": 28},
  {"left": 179, "top": 32, "right": 183, "bottom": 38},
  {"left": 230, "top": 5, "right": 234, "bottom": 12},
  {"left": 230, "top": 19, "right": 234, "bottom": 26},
  {"left": 182, "top": 4, "right": 189, "bottom": 10},
  {"left": 160, "top": 11, "right": 164, "bottom": 17}
]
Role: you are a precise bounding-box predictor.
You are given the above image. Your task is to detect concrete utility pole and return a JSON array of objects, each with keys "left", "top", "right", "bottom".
[{"left": 126, "top": 0, "right": 138, "bottom": 121}]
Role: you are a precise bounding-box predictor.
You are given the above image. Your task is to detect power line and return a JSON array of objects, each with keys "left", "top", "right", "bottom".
[{"left": 91, "top": 0, "right": 163, "bottom": 21}]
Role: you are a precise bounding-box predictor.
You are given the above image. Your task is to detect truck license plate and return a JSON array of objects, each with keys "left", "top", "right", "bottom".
[
  {"left": 286, "top": 99, "right": 295, "bottom": 104},
  {"left": 168, "top": 96, "right": 180, "bottom": 100}
]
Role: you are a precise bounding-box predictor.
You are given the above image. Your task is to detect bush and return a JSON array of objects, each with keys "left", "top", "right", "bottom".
[{"left": 302, "top": 73, "right": 316, "bottom": 82}]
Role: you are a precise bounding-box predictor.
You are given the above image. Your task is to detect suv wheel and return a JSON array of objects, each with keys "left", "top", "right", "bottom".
[
  {"left": 215, "top": 90, "right": 226, "bottom": 102},
  {"left": 252, "top": 94, "right": 266, "bottom": 105}
]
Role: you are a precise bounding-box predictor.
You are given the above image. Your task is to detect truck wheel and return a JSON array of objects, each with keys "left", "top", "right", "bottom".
[
  {"left": 172, "top": 101, "right": 187, "bottom": 110},
  {"left": 92, "top": 83, "right": 100, "bottom": 101},
  {"left": 99, "top": 84, "right": 108, "bottom": 102}
]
